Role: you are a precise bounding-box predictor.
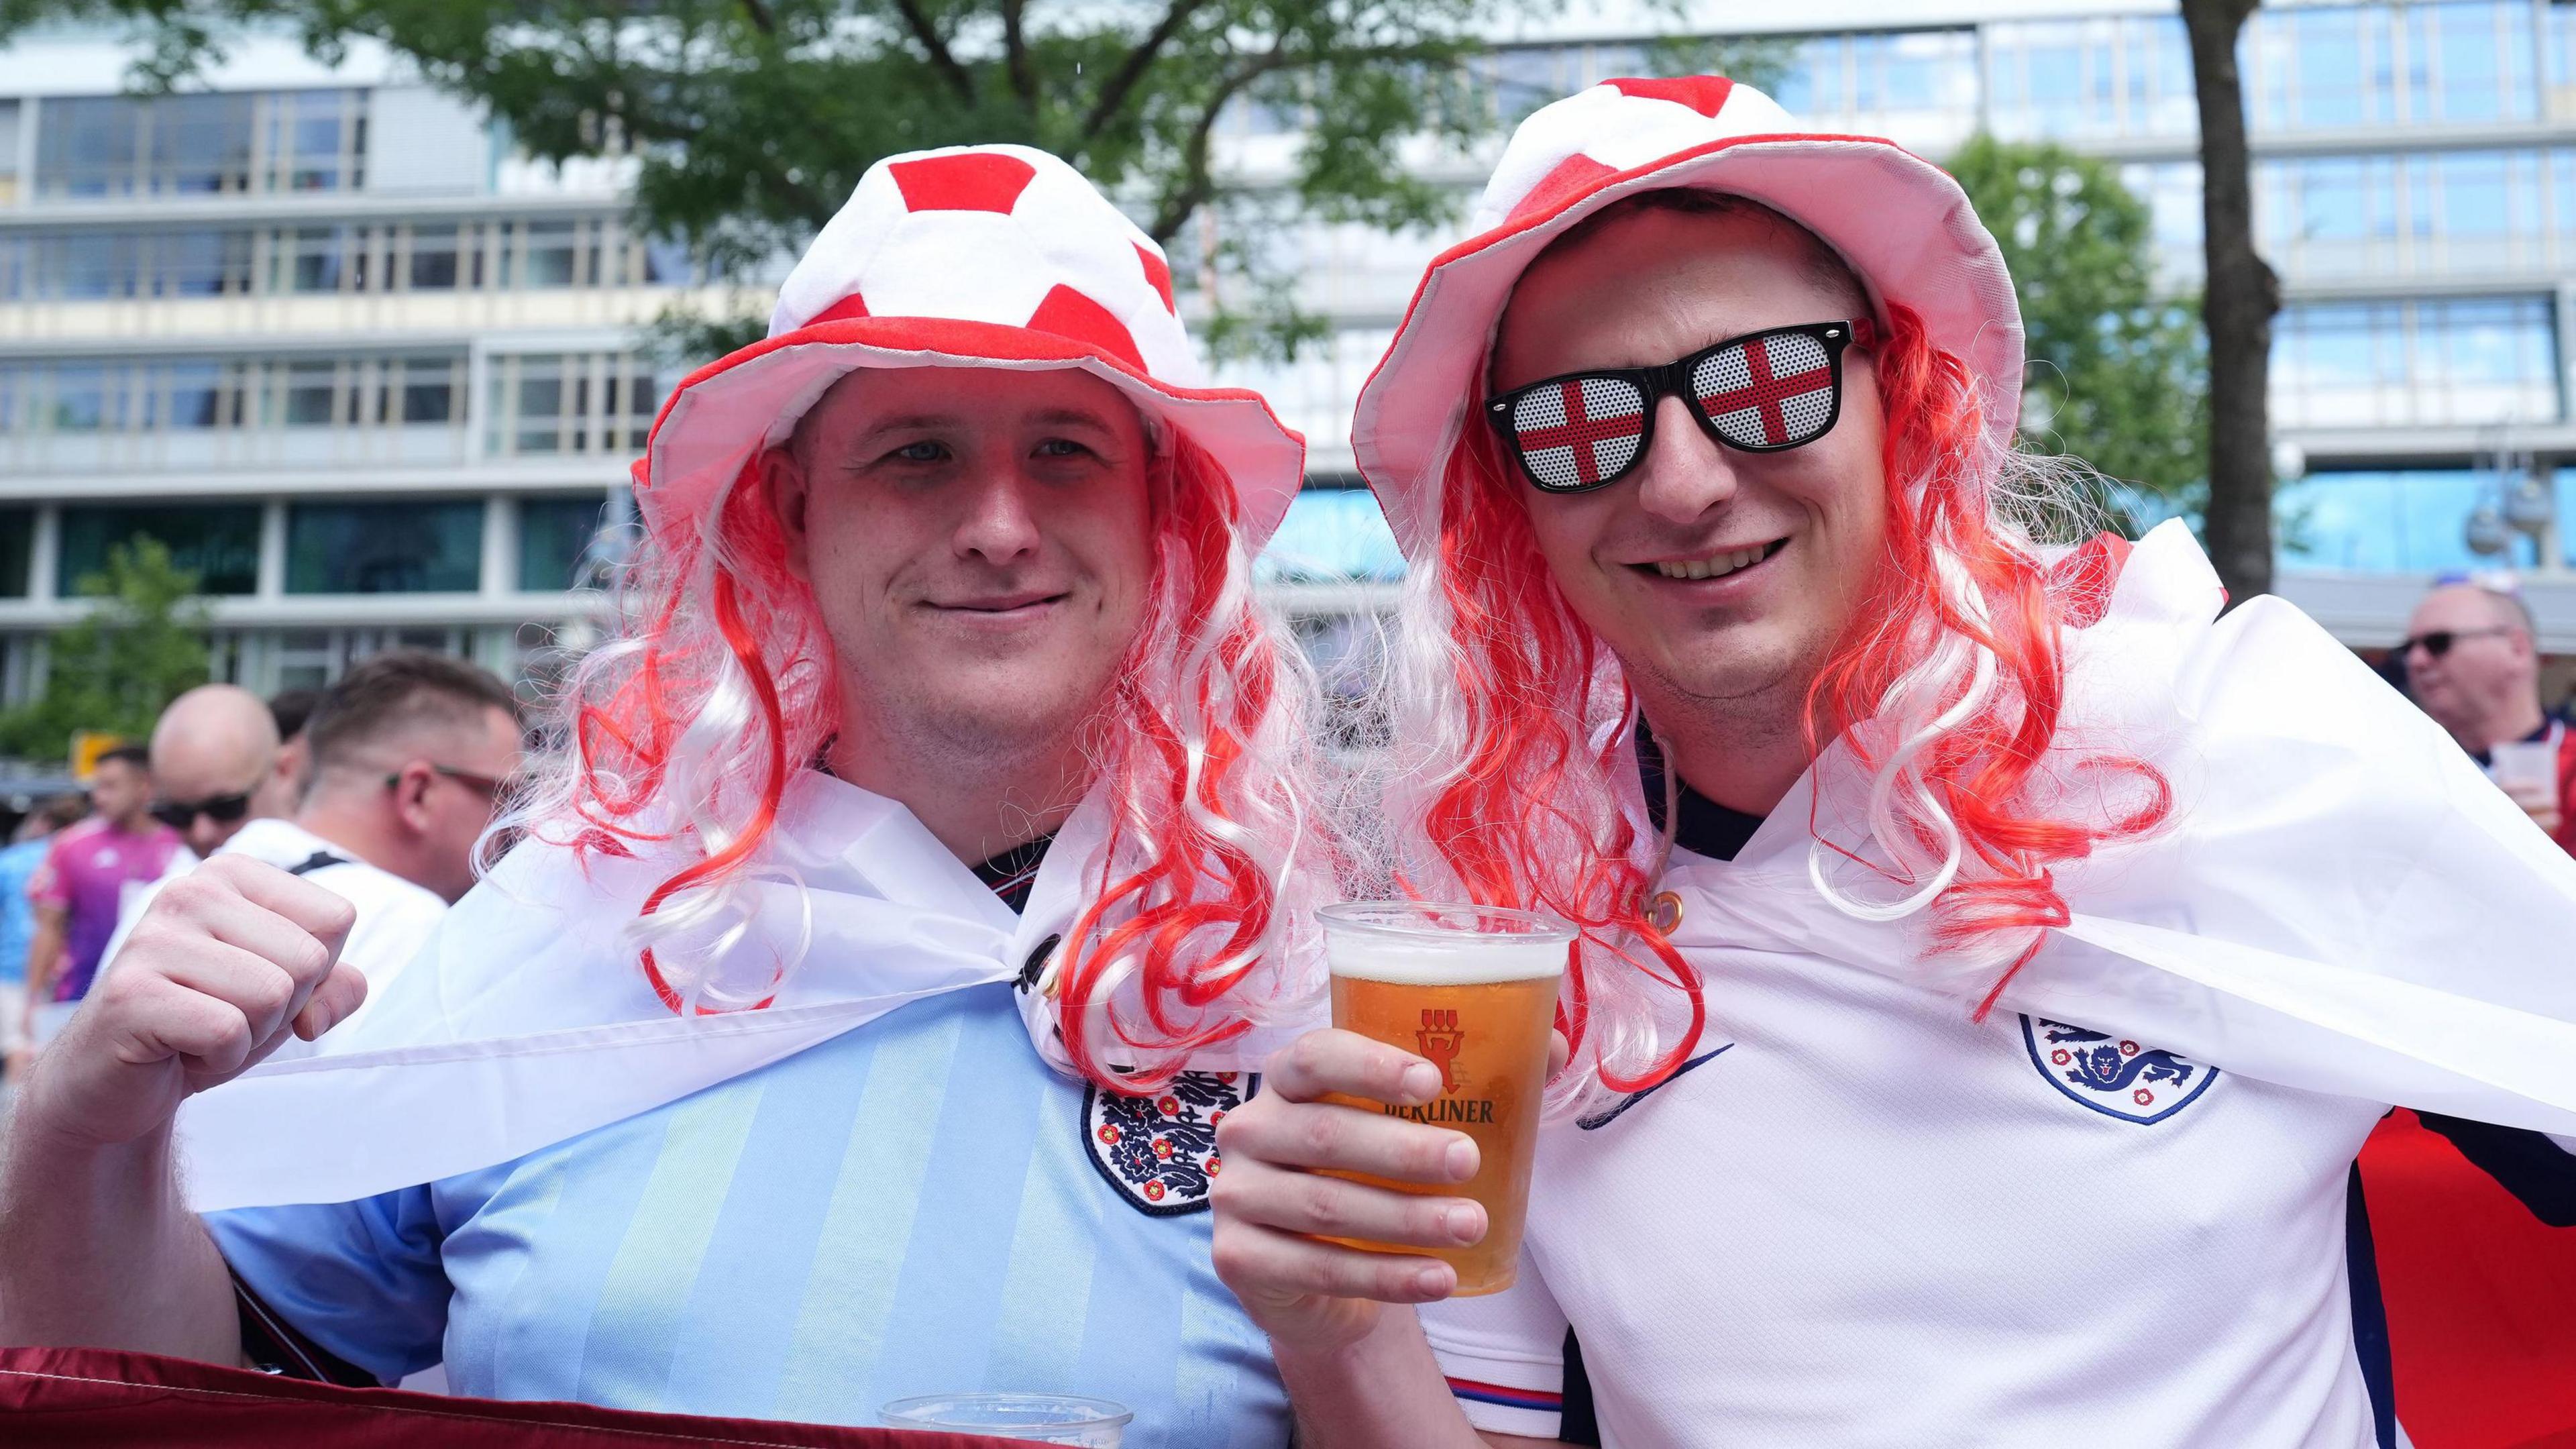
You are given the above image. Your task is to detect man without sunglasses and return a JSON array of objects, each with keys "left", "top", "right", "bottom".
[
  {"left": 1, "top": 146, "right": 1326, "bottom": 1440},
  {"left": 19, "top": 746, "right": 180, "bottom": 1050},
  {"left": 1210, "top": 77, "right": 2576, "bottom": 1448}
]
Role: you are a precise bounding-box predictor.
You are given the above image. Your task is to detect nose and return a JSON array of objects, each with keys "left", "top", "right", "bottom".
[
  {"left": 952, "top": 464, "right": 1044, "bottom": 566},
  {"left": 1631, "top": 395, "right": 1739, "bottom": 525},
  {"left": 187, "top": 818, "right": 225, "bottom": 854}
]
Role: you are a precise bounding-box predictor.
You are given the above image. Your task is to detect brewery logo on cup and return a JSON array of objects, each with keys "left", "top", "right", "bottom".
[
  {"left": 1417, "top": 1008, "right": 1466, "bottom": 1092},
  {"left": 2019, "top": 1016, "right": 2219, "bottom": 1125},
  {"left": 1082, "top": 1071, "right": 1256, "bottom": 1217}
]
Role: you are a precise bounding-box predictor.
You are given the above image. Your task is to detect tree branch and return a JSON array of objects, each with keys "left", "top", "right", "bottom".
[
  {"left": 1080, "top": 0, "right": 1213, "bottom": 139},
  {"left": 737, "top": 0, "right": 775, "bottom": 36},
  {"left": 890, "top": 0, "right": 975, "bottom": 102},
  {"left": 1148, "top": 48, "right": 1295, "bottom": 243},
  {"left": 1001, "top": 0, "right": 1038, "bottom": 111}
]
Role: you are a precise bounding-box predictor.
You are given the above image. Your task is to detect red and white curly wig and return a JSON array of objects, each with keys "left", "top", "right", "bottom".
[
  {"left": 500, "top": 413, "right": 1330, "bottom": 1093},
  {"left": 1380, "top": 202, "right": 2170, "bottom": 1114}
]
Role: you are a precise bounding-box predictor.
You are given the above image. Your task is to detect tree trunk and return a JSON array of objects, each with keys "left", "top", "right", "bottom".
[{"left": 2182, "top": 0, "right": 2280, "bottom": 603}]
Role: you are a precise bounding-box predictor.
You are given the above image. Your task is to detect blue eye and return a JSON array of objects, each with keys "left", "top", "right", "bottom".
[{"left": 890, "top": 440, "right": 947, "bottom": 464}]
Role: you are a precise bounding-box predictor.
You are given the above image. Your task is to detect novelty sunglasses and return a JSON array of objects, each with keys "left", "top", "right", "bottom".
[{"left": 1484, "top": 319, "right": 1872, "bottom": 494}]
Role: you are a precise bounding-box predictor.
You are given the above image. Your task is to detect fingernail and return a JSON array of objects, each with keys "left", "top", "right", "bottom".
[
  {"left": 1400, "top": 1063, "right": 1441, "bottom": 1102},
  {"left": 1413, "top": 1265, "right": 1449, "bottom": 1296},
  {"left": 1444, "top": 1137, "right": 1477, "bottom": 1179},
  {"left": 1446, "top": 1205, "right": 1485, "bottom": 1244}
]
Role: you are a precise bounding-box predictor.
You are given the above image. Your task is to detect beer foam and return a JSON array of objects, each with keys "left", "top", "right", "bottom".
[{"left": 1323, "top": 935, "right": 1568, "bottom": 985}]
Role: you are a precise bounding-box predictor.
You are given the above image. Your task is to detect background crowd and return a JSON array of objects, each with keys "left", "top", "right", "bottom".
[{"left": 0, "top": 651, "right": 521, "bottom": 1107}]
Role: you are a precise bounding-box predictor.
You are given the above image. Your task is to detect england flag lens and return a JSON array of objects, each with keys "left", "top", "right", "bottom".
[
  {"left": 1508, "top": 376, "right": 1648, "bottom": 490},
  {"left": 1690, "top": 329, "right": 1839, "bottom": 450}
]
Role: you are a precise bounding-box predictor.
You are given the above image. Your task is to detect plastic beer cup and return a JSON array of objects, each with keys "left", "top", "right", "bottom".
[{"left": 1315, "top": 901, "right": 1573, "bottom": 1296}]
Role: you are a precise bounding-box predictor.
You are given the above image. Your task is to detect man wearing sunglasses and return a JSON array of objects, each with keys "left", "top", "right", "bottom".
[
  {"left": 19, "top": 746, "right": 182, "bottom": 1051},
  {"left": 146, "top": 684, "right": 304, "bottom": 858},
  {"left": 1213, "top": 76, "right": 2576, "bottom": 1448},
  {"left": 2401, "top": 581, "right": 2576, "bottom": 849}
]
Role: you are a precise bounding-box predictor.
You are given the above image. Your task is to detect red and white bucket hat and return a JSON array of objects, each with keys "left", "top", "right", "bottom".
[
  {"left": 635, "top": 144, "right": 1306, "bottom": 547},
  {"left": 1351, "top": 74, "right": 2023, "bottom": 551}
]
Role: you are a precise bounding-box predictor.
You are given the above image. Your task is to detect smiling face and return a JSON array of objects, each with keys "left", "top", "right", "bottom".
[
  {"left": 767, "top": 364, "right": 1157, "bottom": 769},
  {"left": 1491, "top": 200, "right": 1888, "bottom": 717}
]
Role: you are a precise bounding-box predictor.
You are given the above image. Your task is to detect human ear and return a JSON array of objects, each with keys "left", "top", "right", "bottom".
[{"left": 763, "top": 444, "right": 814, "bottom": 582}]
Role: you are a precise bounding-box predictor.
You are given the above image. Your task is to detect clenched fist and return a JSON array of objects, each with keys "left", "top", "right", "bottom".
[{"left": 19, "top": 855, "right": 362, "bottom": 1151}]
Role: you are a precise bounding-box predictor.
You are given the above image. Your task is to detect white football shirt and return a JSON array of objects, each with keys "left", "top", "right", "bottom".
[{"left": 1423, "top": 841, "right": 2387, "bottom": 1448}]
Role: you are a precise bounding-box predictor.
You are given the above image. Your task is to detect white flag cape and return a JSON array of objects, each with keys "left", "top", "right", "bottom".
[
  {"left": 1662, "top": 520, "right": 2576, "bottom": 1137},
  {"left": 174, "top": 774, "right": 1294, "bottom": 1212}
]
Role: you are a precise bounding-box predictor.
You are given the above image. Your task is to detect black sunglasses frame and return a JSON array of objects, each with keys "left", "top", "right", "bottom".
[
  {"left": 150, "top": 793, "right": 253, "bottom": 830},
  {"left": 1484, "top": 319, "right": 1869, "bottom": 495},
  {"left": 2398, "top": 625, "right": 2516, "bottom": 659}
]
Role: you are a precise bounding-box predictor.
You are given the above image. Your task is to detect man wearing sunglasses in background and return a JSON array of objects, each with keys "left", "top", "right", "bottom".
[
  {"left": 1214, "top": 76, "right": 2576, "bottom": 1448},
  {"left": 148, "top": 683, "right": 305, "bottom": 859},
  {"left": 19, "top": 746, "right": 181, "bottom": 1052},
  {"left": 2402, "top": 579, "right": 2576, "bottom": 851}
]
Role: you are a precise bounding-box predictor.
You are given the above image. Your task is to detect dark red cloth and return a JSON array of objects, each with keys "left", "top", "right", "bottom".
[
  {"left": 2357, "top": 1112, "right": 2576, "bottom": 1449},
  {"left": 0, "top": 1346, "right": 1038, "bottom": 1448},
  {"left": 2552, "top": 727, "right": 2576, "bottom": 857}
]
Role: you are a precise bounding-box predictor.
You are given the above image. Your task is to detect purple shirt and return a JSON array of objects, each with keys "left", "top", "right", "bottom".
[{"left": 30, "top": 816, "right": 182, "bottom": 1002}]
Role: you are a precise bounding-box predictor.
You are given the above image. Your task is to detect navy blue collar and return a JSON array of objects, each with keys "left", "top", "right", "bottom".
[{"left": 1638, "top": 722, "right": 1767, "bottom": 864}]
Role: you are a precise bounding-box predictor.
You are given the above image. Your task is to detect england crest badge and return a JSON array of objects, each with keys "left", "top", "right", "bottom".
[
  {"left": 2019, "top": 1016, "right": 2218, "bottom": 1125},
  {"left": 1083, "top": 1071, "right": 1255, "bottom": 1217}
]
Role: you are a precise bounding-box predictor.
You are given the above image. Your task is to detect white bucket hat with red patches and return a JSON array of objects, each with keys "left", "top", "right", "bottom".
[
  {"left": 636, "top": 144, "right": 1305, "bottom": 546},
  {"left": 1351, "top": 74, "right": 2023, "bottom": 551}
]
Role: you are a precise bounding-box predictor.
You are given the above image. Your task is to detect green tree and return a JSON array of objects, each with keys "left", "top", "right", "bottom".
[
  {"left": 0, "top": 539, "right": 213, "bottom": 761},
  {"left": 18, "top": 0, "right": 1528, "bottom": 361},
  {"left": 1947, "top": 136, "right": 2208, "bottom": 529}
]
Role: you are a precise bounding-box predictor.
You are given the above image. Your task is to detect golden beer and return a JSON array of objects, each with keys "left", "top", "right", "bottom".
[{"left": 1316, "top": 903, "right": 1572, "bottom": 1296}]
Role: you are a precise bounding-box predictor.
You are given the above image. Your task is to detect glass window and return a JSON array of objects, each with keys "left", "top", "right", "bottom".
[
  {"left": 158, "top": 230, "right": 254, "bottom": 296},
  {"left": 624, "top": 368, "right": 658, "bottom": 449},
  {"left": 2273, "top": 294, "right": 2559, "bottom": 428},
  {"left": 284, "top": 89, "right": 358, "bottom": 191},
  {"left": 2296, "top": 158, "right": 2371, "bottom": 239},
  {"left": 2290, "top": 8, "right": 2373, "bottom": 129},
  {"left": 0, "top": 508, "right": 34, "bottom": 598},
  {"left": 400, "top": 358, "right": 456, "bottom": 425},
  {"left": 517, "top": 221, "right": 580, "bottom": 288},
  {"left": 36, "top": 96, "right": 140, "bottom": 197},
  {"left": 517, "top": 494, "right": 610, "bottom": 591},
  {"left": 507, "top": 357, "right": 568, "bottom": 453},
  {"left": 2438, "top": 152, "right": 2513, "bottom": 235},
  {"left": 150, "top": 91, "right": 252, "bottom": 195},
  {"left": 283, "top": 361, "right": 340, "bottom": 427},
  {"left": 287, "top": 500, "right": 482, "bottom": 594},
  {"left": 2411, "top": 1, "right": 2534, "bottom": 123},
  {"left": 1254, "top": 488, "right": 1405, "bottom": 584},
  {"left": 163, "top": 364, "right": 226, "bottom": 430},
  {"left": 0, "top": 366, "right": 19, "bottom": 433},
  {"left": 2276, "top": 470, "right": 2491, "bottom": 574},
  {"left": 408, "top": 225, "right": 462, "bottom": 290},
  {"left": 289, "top": 227, "right": 347, "bottom": 293},
  {"left": 50, "top": 366, "right": 115, "bottom": 432},
  {"left": 57, "top": 504, "right": 261, "bottom": 595}
]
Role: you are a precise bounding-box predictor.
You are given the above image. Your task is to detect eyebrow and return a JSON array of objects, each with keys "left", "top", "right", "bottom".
[{"left": 845, "top": 406, "right": 1120, "bottom": 437}]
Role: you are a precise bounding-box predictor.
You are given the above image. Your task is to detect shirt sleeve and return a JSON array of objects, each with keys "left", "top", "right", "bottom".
[
  {"left": 202, "top": 1187, "right": 450, "bottom": 1385},
  {"left": 26, "top": 835, "right": 69, "bottom": 909},
  {"left": 1418, "top": 1250, "right": 1574, "bottom": 1440}
]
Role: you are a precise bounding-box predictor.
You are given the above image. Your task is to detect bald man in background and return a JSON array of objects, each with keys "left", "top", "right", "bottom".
[
  {"left": 2402, "top": 581, "right": 2576, "bottom": 851},
  {"left": 148, "top": 684, "right": 300, "bottom": 858}
]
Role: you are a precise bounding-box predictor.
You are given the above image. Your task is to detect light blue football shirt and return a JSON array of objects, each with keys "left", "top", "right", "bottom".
[{"left": 205, "top": 982, "right": 1289, "bottom": 1446}]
